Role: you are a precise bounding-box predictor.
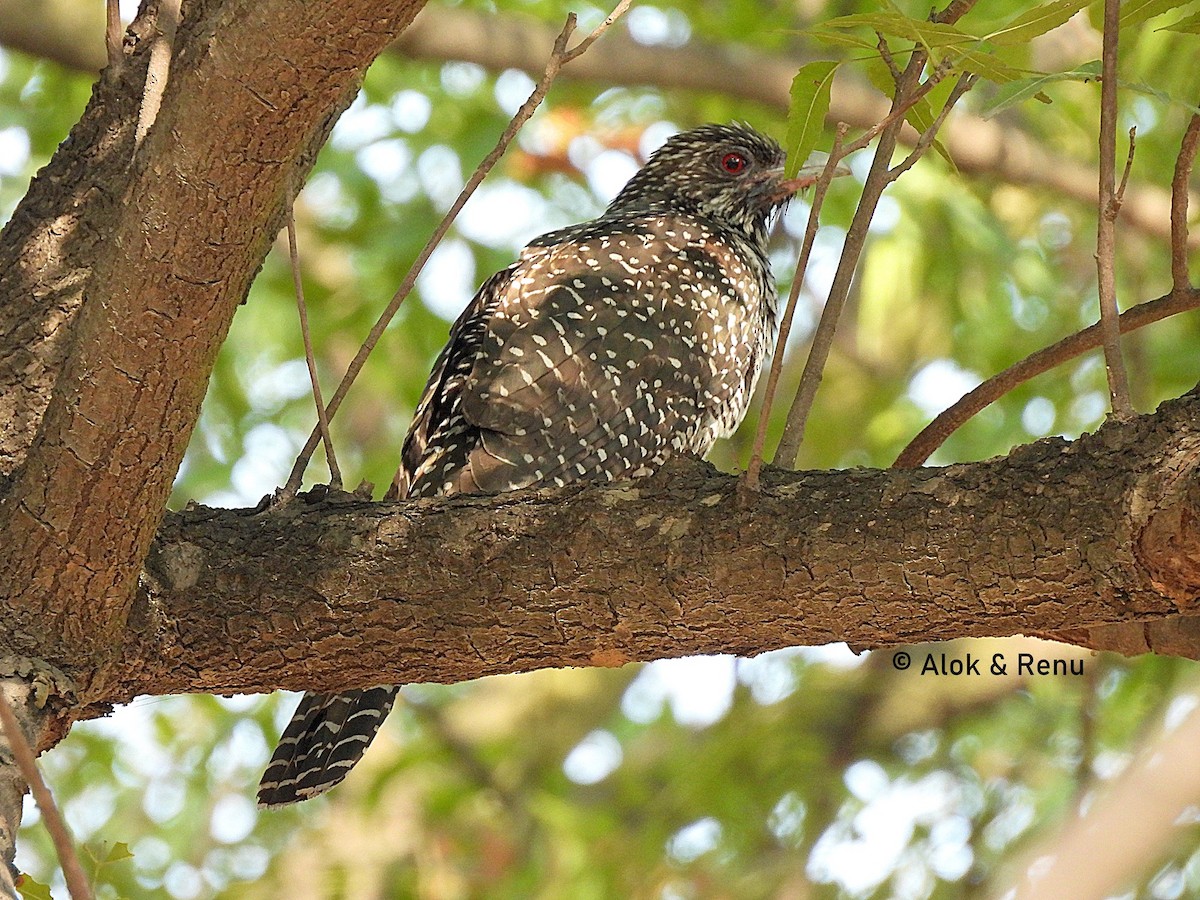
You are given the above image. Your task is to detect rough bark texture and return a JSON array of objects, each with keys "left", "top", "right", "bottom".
[
  {"left": 1, "top": 0, "right": 1200, "bottom": 882},
  {"left": 0, "top": 0, "right": 427, "bottom": 693},
  {"left": 88, "top": 389, "right": 1200, "bottom": 708},
  {"left": 0, "top": 0, "right": 427, "bottom": 867},
  {"left": 0, "top": 681, "right": 40, "bottom": 889}
]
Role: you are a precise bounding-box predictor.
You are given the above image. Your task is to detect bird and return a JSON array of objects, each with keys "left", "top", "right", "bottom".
[{"left": 258, "top": 122, "right": 816, "bottom": 806}]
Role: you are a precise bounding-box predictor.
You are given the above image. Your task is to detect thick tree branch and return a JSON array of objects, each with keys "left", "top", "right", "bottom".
[
  {"left": 0, "top": 1, "right": 1190, "bottom": 244},
  {"left": 87, "top": 390, "right": 1200, "bottom": 711},
  {"left": 0, "top": 0, "right": 427, "bottom": 687}
]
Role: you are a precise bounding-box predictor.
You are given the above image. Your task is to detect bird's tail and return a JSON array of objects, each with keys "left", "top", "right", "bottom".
[{"left": 257, "top": 686, "right": 400, "bottom": 807}]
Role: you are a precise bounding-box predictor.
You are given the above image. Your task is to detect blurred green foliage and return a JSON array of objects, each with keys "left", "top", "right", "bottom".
[{"left": 4, "top": 0, "right": 1200, "bottom": 895}]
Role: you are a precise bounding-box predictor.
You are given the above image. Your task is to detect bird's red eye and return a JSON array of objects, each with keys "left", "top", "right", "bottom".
[{"left": 721, "top": 152, "right": 748, "bottom": 174}]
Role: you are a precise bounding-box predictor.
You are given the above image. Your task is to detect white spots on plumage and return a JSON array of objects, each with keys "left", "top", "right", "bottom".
[{"left": 397, "top": 123, "right": 783, "bottom": 499}]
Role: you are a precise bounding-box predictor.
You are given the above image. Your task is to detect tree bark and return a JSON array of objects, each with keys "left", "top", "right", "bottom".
[
  {"left": 83, "top": 388, "right": 1199, "bottom": 710},
  {"left": 1, "top": 0, "right": 1200, "bottom": 883},
  {"left": 0, "top": 0, "right": 428, "bottom": 866},
  {"left": 0, "top": 0, "right": 428, "bottom": 694}
]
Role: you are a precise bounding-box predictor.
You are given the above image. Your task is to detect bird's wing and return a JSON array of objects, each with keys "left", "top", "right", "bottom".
[
  {"left": 393, "top": 266, "right": 515, "bottom": 499},
  {"left": 453, "top": 231, "right": 721, "bottom": 493},
  {"left": 399, "top": 219, "right": 759, "bottom": 498}
]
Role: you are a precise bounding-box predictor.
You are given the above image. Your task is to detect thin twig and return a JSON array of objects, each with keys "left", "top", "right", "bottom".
[
  {"left": 894, "top": 90, "right": 1198, "bottom": 467},
  {"left": 1172, "top": 114, "right": 1200, "bottom": 293},
  {"left": 774, "top": 47, "right": 975, "bottom": 468},
  {"left": 1095, "top": 0, "right": 1135, "bottom": 419},
  {"left": 773, "top": 53, "right": 926, "bottom": 468},
  {"left": 933, "top": 0, "right": 980, "bottom": 23},
  {"left": 561, "top": 0, "right": 633, "bottom": 62},
  {"left": 287, "top": 205, "right": 342, "bottom": 490},
  {"left": 744, "top": 126, "right": 848, "bottom": 490},
  {"left": 834, "top": 60, "right": 953, "bottom": 161},
  {"left": 134, "top": 0, "right": 181, "bottom": 147},
  {"left": 105, "top": 0, "right": 122, "bottom": 72},
  {"left": 888, "top": 72, "right": 976, "bottom": 180},
  {"left": 0, "top": 690, "right": 92, "bottom": 900},
  {"left": 1116, "top": 126, "right": 1136, "bottom": 204},
  {"left": 893, "top": 287, "right": 1200, "bottom": 467},
  {"left": 770, "top": 0, "right": 979, "bottom": 468},
  {"left": 282, "top": 1, "right": 632, "bottom": 500},
  {"left": 876, "top": 33, "right": 901, "bottom": 83}
]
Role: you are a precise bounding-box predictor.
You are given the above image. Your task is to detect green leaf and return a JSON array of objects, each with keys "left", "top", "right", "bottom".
[
  {"left": 785, "top": 61, "right": 838, "bottom": 178},
  {"left": 986, "top": 0, "right": 1094, "bottom": 45},
  {"left": 16, "top": 876, "right": 52, "bottom": 900},
  {"left": 1120, "top": 0, "right": 1192, "bottom": 27},
  {"left": 807, "top": 29, "right": 885, "bottom": 52},
  {"left": 1120, "top": 78, "right": 1200, "bottom": 115},
  {"left": 103, "top": 841, "right": 134, "bottom": 864},
  {"left": 979, "top": 62, "right": 1101, "bottom": 117},
  {"left": 954, "top": 50, "right": 1027, "bottom": 83},
  {"left": 820, "top": 12, "right": 975, "bottom": 48},
  {"left": 908, "top": 96, "right": 957, "bottom": 167},
  {"left": 1158, "top": 8, "right": 1200, "bottom": 30}
]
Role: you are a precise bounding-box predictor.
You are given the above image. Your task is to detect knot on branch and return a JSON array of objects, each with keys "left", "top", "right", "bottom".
[{"left": 0, "top": 658, "right": 75, "bottom": 711}]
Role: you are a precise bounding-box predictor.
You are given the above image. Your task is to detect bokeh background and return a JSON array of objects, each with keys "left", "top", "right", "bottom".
[{"left": 3, "top": 0, "right": 1200, "bottom": 895}]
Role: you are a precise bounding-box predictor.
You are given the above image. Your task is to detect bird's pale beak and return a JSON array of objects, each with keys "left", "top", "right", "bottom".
[{"left": 770, "top": 152, "right": 852, "bottom": 199}]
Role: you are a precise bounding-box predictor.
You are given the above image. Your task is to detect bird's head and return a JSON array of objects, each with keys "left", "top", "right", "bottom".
[{"left": 607, "top": 123, "right": 812, "bottom": 246}]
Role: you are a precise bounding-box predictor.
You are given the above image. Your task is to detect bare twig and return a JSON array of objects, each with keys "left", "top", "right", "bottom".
[
  {"left": 774, "top": 45, "right": 974, "bottom": 468},
  {"left": 287, "top": 205, "right": 342, "bottom": 491},
  {"left": 1116, "top": 126, "right": 1136, "bottom": 204},
  {"left": 893, "top": 287, "right": 1200, "bottom": 467},
  {"left": 773, "top": 51, "right": 923, "bottom": 468},
  {"left": 105, "top": 0, "right": 122, "bottom": 72},
  {"left": 770, "top": 0, "right": 980, "bottom": 469},
  {"left": 134, "top": 0, "right": 181, "bottom": 147},
  {"left": 744, "top": 126, "right": 848, "bottom": 490},
  {"left": 1095, "top": 0, "right": 1135, "bottom": 419},
  {"left": 1172, "top": 114, "right": 1200, "bottom": 293},
  {"left": 561, "top": 0, "right": 632, "bottom": 62},
  {"left": 0, "top": 690, "right": 91, "bottom": 900},
  {"left": 834, "top": 60, "right": 953, "bottom": 161},
  {"left": 281, "top": 1, "right": 632, "bottom": 499},
  {"left": 876, "top": 33, "right": 901, "bottom": 83},
  {"left": 888, "top": 72, "right": 976, "bottom": 180},
  {"left": 933, "top": 0, "right": 980, "bottom": 23}
]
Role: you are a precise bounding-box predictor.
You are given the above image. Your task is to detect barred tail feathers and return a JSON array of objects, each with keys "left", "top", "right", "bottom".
[{"left": 257, "top": 686, "right": 400, "bottom": 807}]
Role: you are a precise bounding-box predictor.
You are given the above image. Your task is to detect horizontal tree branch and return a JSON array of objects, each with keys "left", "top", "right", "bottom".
[
  {"left": 94, "top": 388, "right": 1200, "bottom": 711},
  {"left": 1, "top": 0, "right": 1189, "bottom": 243}
]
